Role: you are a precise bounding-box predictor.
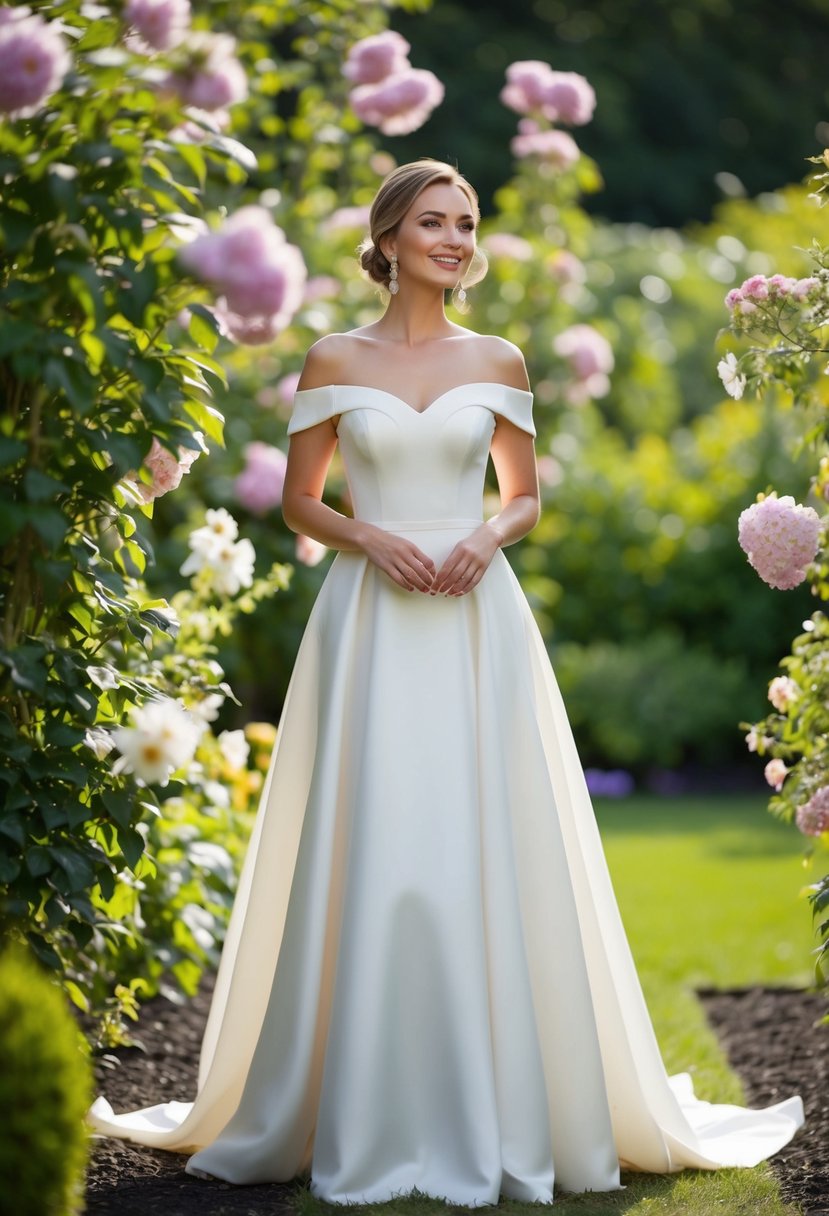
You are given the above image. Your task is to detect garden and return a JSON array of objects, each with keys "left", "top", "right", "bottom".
[{"left": 1, "top": 1, "right": 828, "bottom": 1214}]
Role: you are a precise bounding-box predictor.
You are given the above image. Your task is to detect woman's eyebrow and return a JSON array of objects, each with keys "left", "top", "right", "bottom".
[{"left": 415, "top": 209, "right": 476, "bottom": 221}]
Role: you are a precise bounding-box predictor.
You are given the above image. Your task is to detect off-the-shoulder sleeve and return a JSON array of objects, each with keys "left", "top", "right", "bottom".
[
  {"left": 287, "top": 385, "right": 338, "bottom": 435},
  {"left": 492, "top": 385, "right": 536, "bottom": 437}
]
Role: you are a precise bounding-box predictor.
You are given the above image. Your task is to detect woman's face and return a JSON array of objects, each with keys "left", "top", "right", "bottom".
[{"left": 384, "top": 181, "right": 477, "bottom": 293}]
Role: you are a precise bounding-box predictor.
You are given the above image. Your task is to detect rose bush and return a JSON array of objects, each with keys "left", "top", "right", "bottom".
[{"left": 722, "top": 152, "right": 829, "bottom": 983}]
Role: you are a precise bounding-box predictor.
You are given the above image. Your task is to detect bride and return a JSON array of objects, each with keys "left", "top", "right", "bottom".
[{"left": 88, "top": 157, "right": 804, "bottom": 1205}]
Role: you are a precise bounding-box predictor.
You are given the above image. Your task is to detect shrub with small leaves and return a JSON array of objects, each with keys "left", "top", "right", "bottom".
[{"left": 0, "top": 945, "right": 92, "bottom": 1216}]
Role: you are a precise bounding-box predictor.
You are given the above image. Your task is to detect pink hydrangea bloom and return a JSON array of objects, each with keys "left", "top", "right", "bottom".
[
  {"left": 542, "top": 71, "right": 596, "bottom": 126},
  {"left": 342, "top": 31, "right": 411, "bottom": 84},
  {"left": 213, "top": 304, "right": 284, "bottom": 346},
  {"left": 178, "top": 205, "right": 307, "bottom": 332},
  {"left": 131, "top": 436, "right": 202, "bottom": 501},
  {"left": 164, "top": 31, "right": 248, "bottom": 111},
  {"left": 511, "top": 128, "right": 580, "bottom": 168},
  {"left": 737, "top": 492, "right": 821, "bottom": 591},
  {"left": 124, "top": 0, "right": 191, "bottom": 51},
  {"left": 296, "top": 534, "right": 328, "bottom": 567},
  {"left": 553, "top": 324, "right": 614, "bottom": 402},
  {"left": 349, "top": 68, "right": 444, "bottom": 136},
  {"left": 795, "top": 787, "right": 829, "bottom": 836},
  {"left": 233, "top": 442, "right": 287, "bottom": 515},
  {"left": 764, "top": 757, "right": 788, "bottom": 791},
  {"left": 500, "top": 60, "right": 554, "bottom": 114},
  {"left": 0, "top": 8, "right": 70, "bottom": 118},
  {"left": 768, "top": 675, "right": 799, "bottom": 712},
  {"left": 501, "top": 61, "right": 595, "bottom": 125},
  {"left": 483, "top": 233, "right": 534, "bottom": 261}
]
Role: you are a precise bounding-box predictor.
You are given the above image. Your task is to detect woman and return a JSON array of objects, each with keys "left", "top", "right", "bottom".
[{"left": 89, "top": 159, "right": 803, "bottom": 1205}]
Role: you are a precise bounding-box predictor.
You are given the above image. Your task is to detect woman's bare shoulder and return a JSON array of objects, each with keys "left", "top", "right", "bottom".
[
  {"left": 296, "top": 333, "right": 364, "bottom": 391},
  {"left": 469, "top": 333, "right": 531, "bottom": 391}
]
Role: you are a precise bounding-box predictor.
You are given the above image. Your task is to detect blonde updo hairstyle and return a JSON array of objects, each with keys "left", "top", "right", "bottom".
[{"left": 357, "top": 158, "right": 488, "bottom": 313}]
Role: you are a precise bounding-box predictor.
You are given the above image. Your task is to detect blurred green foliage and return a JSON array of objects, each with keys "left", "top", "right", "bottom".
[{"left": 387, "top": 0, "right": 829, "bottom": 226}]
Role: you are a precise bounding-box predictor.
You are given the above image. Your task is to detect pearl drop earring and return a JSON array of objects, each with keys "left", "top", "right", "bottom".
[{"left": 388, "top": 253, "right": 399, "bottom": 295}]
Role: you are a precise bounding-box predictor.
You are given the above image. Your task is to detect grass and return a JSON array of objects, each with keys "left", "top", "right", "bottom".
[{"left": 289, "top": 794, "right": 826, "bottom": 1216}]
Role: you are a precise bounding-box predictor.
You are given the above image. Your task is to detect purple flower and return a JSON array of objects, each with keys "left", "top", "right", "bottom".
[
  {"left": 585, "top": 768, "right": 634, "bottom": 798},
  {"left": 511, "top": 127, "right": 580, "bottom": 168},
  {"left": 342, "top": 31, "right": 411, "bottom": 84},
  {"left": 349, "top": 68, "right": 445, "bottom": 136},
  {"left": 795, "top": 787, "right": 829, "bottom": 837},
  {"left": 0, "top": 8, "right": 70, "bottom": 119},
  {"left": 233, "top": 442, "right": 287, "bottom": 515},
  {"left": 124, "top": 0, "right": 191, "bottom": 52},
  {"left": 737, "top": 492, "right": 821, "bottom": 591}
]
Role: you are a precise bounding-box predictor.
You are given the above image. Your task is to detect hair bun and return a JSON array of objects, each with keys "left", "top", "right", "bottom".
[{"left": 358, "top": 239, "right": 391, "bottom": 286}]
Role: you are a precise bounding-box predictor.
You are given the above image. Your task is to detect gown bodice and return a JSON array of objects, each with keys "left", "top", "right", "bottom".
[{"left": 287, "top": 382, "right": 536, "bottom": 528}]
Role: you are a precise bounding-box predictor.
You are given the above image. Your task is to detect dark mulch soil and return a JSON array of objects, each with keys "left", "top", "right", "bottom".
[
  {"left": 84, "top": 971, "right": 299, "bottom": 1216},
  {"left": 85, "top": 973, "right": 828, "bottom": 1215},
  {"left": 698, "top": 985, "right": 828, "bottom": 1215}
]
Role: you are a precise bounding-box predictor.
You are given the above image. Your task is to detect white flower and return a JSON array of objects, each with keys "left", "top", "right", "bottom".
[
  {"left": 188, "top": 691, "right": 225, "bottom": 722},
  {"left": 188, "top": 507, "right": 239, "bottom": 556},
  {"left": 84, "top": 727, "right": 115, "bottom": 760},
  {"left": 111, "top": 697, "right": 205, "bottom": 786},
  {"left": 717, "top": 351, "right": 747, "bottom": 399},
  {"left": 182, "top": 536, "right": 256, "bottom": 596},
  {"left": 768, "top": 675, "right": 799, "bottom": 713},
  {"left": 218, "top": 728, "right": 250, "bottom": 770}
]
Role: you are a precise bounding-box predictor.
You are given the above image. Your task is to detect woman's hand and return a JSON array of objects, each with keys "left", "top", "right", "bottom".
[
  {"left": 358, "top": 525, "right": 437, "bottom": 593},
  {"left": 431, "top": 522, "right": 503, "bottom": 597}
]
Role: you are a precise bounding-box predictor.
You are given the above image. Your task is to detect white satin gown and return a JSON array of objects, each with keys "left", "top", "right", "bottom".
[{"left": 88, "top": 382, "right": 804, "bottom": 1205}]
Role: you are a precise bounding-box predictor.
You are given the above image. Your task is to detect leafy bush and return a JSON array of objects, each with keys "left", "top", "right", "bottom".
[{"left": 0, "top": 945, "right": 92, "bottom": 1216}]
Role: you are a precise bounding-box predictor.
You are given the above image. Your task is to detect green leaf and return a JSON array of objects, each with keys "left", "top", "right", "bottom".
[
  {"left": 25, "top": 934, "right": 61, "bottom": 970},
  {"left": 117, "top": 826, "right": 146, "bottom": 869},
  {"left": 0, "top": 436, "right": 27, "bottom": 468},
  {"left": 187, "top": 305, "right": 220, "bottom": 354},
  {"left": 23, "top": 468, "right": 71, "bottom": 502},
  {"left": 183, "top": 398, "right": 225, "bottom": 446},
  {"left": 0, "top": 855, "right": 21, "bottom": 883},
  {"left": 0, "top": 814, "right": 25, "bottom": 846},
  {"left": 48, "top": 845, "right": 95, "bottom": 891},
  {"left": 25, "top": 845, "right": 52, "bottom": 876}
]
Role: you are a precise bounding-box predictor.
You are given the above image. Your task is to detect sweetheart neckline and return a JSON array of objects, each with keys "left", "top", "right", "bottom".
[{"left": 293, "top": 381, "right": 532, "bottom": 418}]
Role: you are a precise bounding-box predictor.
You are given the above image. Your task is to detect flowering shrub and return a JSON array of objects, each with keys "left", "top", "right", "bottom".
[
  {"left": 342, "top": 29, "right": 444, "bottom": 135},
  {"left": 723, "top": 153, "right": 829, "bottom": 982}
]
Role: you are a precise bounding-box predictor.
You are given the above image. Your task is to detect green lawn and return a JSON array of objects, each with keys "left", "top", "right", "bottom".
[{"left": 287, "top": 794, "right": 824, "bottom": 1216}]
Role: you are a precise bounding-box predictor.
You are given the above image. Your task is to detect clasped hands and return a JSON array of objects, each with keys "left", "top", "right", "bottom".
[{"left": 361, "top": 521, "right": 504, "bottom": 597}]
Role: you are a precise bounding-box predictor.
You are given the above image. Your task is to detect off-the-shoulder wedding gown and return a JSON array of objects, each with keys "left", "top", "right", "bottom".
[{"left": 88, "top": 382, "right": 803, "bottom": 1205}]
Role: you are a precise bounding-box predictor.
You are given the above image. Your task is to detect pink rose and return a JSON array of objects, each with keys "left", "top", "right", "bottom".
[
  {"left": 764, "top": 757, "right": 788, "bottom": 791},
  {"left": 124, "top": 0, "right": 191, "bottom": 51},
  {"left": 163, "top": 31, "right": 248, "bottom": 111},
  {"left": 553, "top": 324, "right": 614, "bottom": 402},
  {"left": 342, "top": 31, "right": 411, "bottom": 84},
  {"left": 511, "top": 128, "right": 580, "bottom": 168},
  {"left": 349, "top": 67, "right": 445, "bottom": 136},
  {"left": 740, "top": 274, "right": 769, "bottom": 302},
  {"left": 0, "top": 9, "right": 70, "bottom": 118},
  {"left": 129, "top": 435, "right": 202, "bottom": 501},
  {"left": 541, "top": 71, "right": 596, "bottom": 126},
  {"left": 767, "top": 675, "right": 798, "bottom": 713},
  {"left": 296, "top": 534, "right": 328, "bottom": 566},
  {"left": 233, "top": 442, "right": 288, "bottom": 515}
]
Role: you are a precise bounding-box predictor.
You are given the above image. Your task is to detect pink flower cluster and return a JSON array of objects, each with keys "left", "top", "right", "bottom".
[
  {"left": 511, "top": 123, "right": 580, "bottom": 168},
  {"left": 0, "top": 7, "right": 70, "bottom": 119},
  {"left": 234, "top": 442, "right": 288, "bottom": 516},
  {"left": 501, "top": 61, "right": 596, "bottom": 125},
  {"left": 795, "top": 787, "right": 829, "bottom": 837},
  {"left": 343, "top": 31, "right": 444, "bottom": 135},
  {"left": 725, "top": 273, "right": 820, "bottom": 314},
  {"left": 163, "top": 31, "right": 248, "bottom": 111},
  {"left": 483, "top": 233, "right": 534, "bottom": 262},
  {"left": 129, "top": 435, "right": 202, "bottom": 502},
  {"left": 737, "top": 492, "right": 821, "bottom": 591},
  {"left": 178, "top": 206, "right": 307, "bottom": 344},
  {"left": 124, "top": 0, "right": 190, "bottom": 51},
  {"left": 552, "top": 324, "right": 614, "bottom": 404}
]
